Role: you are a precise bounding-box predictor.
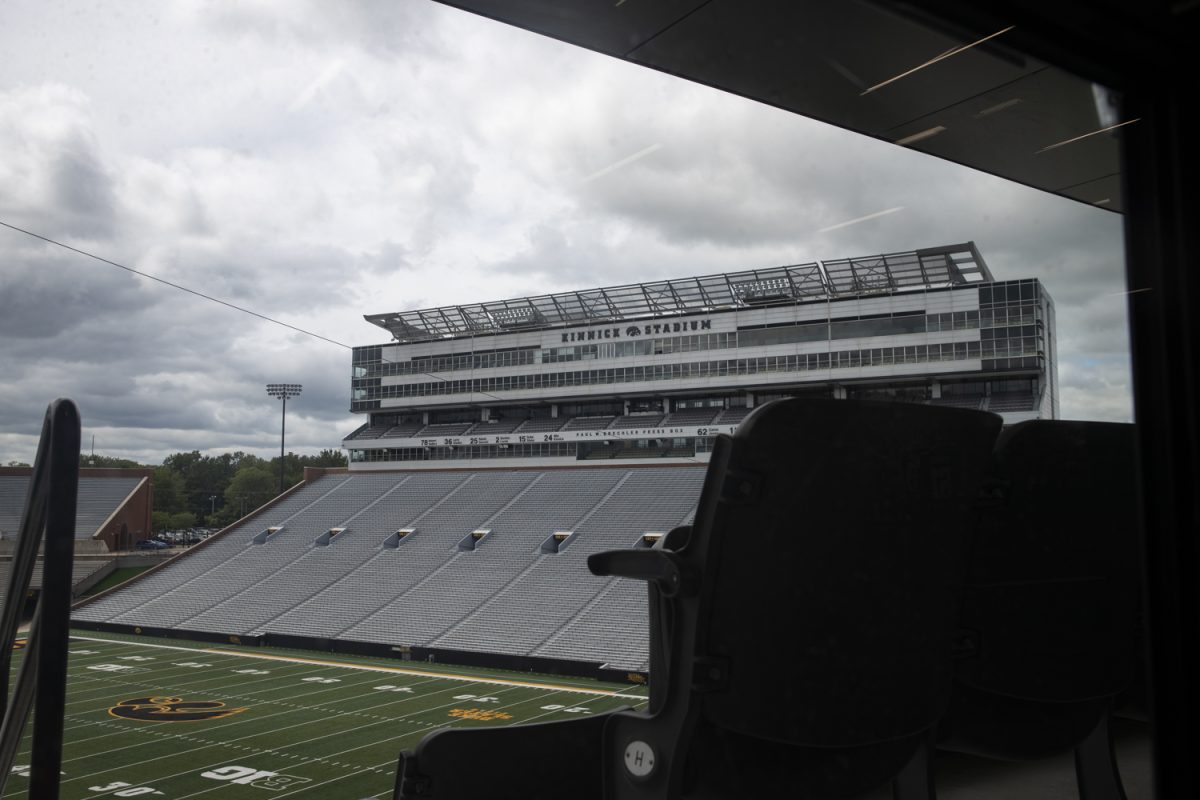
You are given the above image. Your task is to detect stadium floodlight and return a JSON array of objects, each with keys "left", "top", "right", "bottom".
[{"left": 265, "top": 383, "right": 303, "bottom": 494}]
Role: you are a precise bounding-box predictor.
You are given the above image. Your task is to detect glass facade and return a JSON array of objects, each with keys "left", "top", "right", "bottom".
[
  {"left": 354, "top": 341, "right": 985, "bottom": 402},
  {"left": 350, "top": 310, "right": 982, "bottom": 379}
]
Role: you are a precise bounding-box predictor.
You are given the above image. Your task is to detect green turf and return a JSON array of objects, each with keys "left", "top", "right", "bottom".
[
  {"left": 4, "top": 630, "right": 649, "bottom": 799},
  {"left": 81, "top": 567, "right": 155, "bottom": 597}
]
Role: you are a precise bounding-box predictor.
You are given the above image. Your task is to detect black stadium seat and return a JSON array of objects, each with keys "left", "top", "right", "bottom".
[
  {"left": 393, "top": 398, "right": 1002, "bottom": 799},
  {"left": 935, "top": 420, "right": 1141, "bottom": 799}
]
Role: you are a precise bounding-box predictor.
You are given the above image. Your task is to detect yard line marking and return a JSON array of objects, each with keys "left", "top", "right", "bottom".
[
  {"left": 74, "top": 678, "right": 512, "bottom": 797},
  {"left": 163, "top": 685, "right": 572, "bottom": 800},
  {"left": 69, "top": 634, "right": 648, "bottom": 699},
  {"left": 62, "top": 672, "right": 492, "bottom": 784}
]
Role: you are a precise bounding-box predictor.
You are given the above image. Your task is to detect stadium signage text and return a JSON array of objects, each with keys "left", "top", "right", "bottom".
[
  {"left": 375, "top": 424, "right": 740, "bottom": 450},
  {"left": 561, "top": 318, "right": 712, "bottom": 343}
]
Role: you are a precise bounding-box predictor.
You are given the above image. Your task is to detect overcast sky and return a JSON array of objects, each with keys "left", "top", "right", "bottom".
[{"left": 0, "top": 0, "right": 1131, "bottom": 466}]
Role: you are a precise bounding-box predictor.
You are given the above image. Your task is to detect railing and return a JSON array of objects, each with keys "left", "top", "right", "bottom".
[{"left": 0, "top": 399, "right": 80, "bottom": 799}]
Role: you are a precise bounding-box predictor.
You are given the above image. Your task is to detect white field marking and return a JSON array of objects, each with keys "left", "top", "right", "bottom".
[
  {"left": 263, "top": 695, "right": 615, "bottom": 800},
  {"left": 163, "top": 685, "right": 582, "bottom": 800},
  {"left": 61, "top": 672, "right": 492, "bottom": 784},
  {"left": 59, "top": 670, "right": 442, "bottom": 774},
  {"left": 75, "top": 678, "right": 516, "bottom": 798},
  {"left": 47, "top": 646, "right": 344, "bottom": 726},
  {"left": 69, "top": 635, "right": 648, "bottom": 699},
  {"left": 212, "top": 684, "right": 624, "bottom": 799},
  {"left": 24, "top": 664, "right": 390, "bottom": 768},
  {"left": 117, "top": 678, "right": 608, "bottom": 799},
  {"left": 48, "top": 661, "right": 350, "bottom": 745},
  {"left": 59, "top": 666, "right": 444, "bottom": 742},
  {"left": 58, "top": 647, "right": 281, "bottom": 697},
  {"left": 59, "top": 659, "right": 336, "bottom": 715}
]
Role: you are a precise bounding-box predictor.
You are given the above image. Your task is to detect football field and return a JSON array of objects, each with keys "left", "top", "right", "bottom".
[{"left": 4, "top": 631, "right": 648, "bottom": 799}]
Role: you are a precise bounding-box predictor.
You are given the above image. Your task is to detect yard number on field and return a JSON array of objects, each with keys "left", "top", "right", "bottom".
[
  {"left": 88, "top": 781, "right": 163, "bottom": 796},
  {"left": 201, "top": 765, "right": 311, "bottom": 790}
]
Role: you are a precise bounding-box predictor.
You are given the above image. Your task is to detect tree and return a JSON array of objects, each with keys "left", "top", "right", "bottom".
[
  {"left": 164, "top": 451, "right": 240, "bottom": 521},
  {"left": 153, "top": 466, "right": 185, "bottom": 514},
  {"left": 224, "top": 466, "right": 277, "bottom": 518},
  {"left": 152, "top": 511, "right": 173, "bottom": 532},
  {"left": 309, "top": 449, "right": 348, "bottom": 467},
  {"left": 267, "top": 452, "right": 305, "bottom": 491},
  {"left": 80, "top": 454, "right": 141, "bottom": 468},
  {"left": 169, "top": 511, "right": 197, "bottom": 530}
]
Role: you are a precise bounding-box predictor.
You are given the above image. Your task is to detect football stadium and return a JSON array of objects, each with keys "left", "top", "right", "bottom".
[
  {"left": 4, "top": 0, "right": 1193, "bottom": 798},
  {"left": 71, "top": 242, "right": 1057, "bottom": 673},
  {"left": 15, "top": 241, "right": 1078, "bottom": 798}
]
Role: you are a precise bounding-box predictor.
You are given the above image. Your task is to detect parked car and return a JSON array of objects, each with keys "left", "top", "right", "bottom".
[{"left": 135, "top": 538, "right": 170, "bottom": 550}]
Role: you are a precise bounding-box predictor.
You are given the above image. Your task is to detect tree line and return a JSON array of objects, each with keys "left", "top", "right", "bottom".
[{"left": 78, "top": 450, "right": 348, "bottom": 531}]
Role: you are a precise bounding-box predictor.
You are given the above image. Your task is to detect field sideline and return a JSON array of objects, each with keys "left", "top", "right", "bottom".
[{"left": 4, "top": 630, "right": 648, "bottom": 799}]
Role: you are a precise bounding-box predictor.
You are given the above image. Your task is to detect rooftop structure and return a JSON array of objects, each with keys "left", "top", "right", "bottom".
[{"left": 364, "top": 243, "right": 992, "bottom": 343}]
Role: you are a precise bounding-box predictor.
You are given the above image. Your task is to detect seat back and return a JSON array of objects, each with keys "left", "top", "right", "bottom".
[
  {"left": 700, "top": 399, "right": 1001, "bottom": 746},
  {"left": 597, "top": 398, "right": 1001, "bottom": 798},
  {"left": 942, "top": 420, "right": 1141, "bottom": 763},
  {"left": 957, "top": 420, "right": 1139, "bottom": 702}
]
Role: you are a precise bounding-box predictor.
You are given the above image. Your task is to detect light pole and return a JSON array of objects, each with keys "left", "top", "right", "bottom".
[{"left": 266, "top": 383, "right": 302, "bottom": 494}]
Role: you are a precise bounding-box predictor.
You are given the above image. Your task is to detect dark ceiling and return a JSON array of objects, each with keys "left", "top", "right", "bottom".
[{"left": 434, "top": 0, "right": 1123, "bottom": 211}]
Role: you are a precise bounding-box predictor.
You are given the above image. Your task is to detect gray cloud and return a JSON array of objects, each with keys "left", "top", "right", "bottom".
[{"left": 0, "top": 0, "right": 1134, "bottom": 463}]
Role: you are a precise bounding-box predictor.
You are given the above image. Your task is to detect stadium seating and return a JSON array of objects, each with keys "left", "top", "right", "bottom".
[
  {"left": 464, "top": 417, "right": 524, "bottom": 434},
  {"left": 661, "top": 408, "right": 719, "bottom": 426},
  {"left": 563, "top": 416, "right": 617, "bottom": 431},
  {"left": 72, "top": 467, "right": 706, "bottom": 671},
  {"left": 414, "top": 422, "right": 473, "bottom": 437},
  {"left": 611, "top": 414, "right": 664, "bottom": 429},
  {"left": 393, "top": 398, "right": 1003, "bottom": 799},
  {"left": 985, "top": 394, "right": 1038, "bottom": 412},
  {"left": 513, "top": 417, "right": 567, "bottom": 433},
  {"left": 935, "top": 420, "right": 1140, "bottom": 799},
  {"left": 382, "top": 422, "right": 424, "bottom": 438},
  {"left": 0, "top": 475, "right": 141, "bottom": 541},
  {"left": 711, "top": 406, "right": 750, "bottom": 424}
]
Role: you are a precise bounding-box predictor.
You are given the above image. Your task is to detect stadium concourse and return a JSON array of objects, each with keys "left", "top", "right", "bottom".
[{"left": 72, "top": 242, "right": 1058, "bottom": 679}]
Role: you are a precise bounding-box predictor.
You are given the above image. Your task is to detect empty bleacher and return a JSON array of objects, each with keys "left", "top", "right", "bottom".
[
  {"left": 464, "top": 417, "right": 524, "bottom": 434},
  {"left": 713, "top": 406, "right": 751, "bottom": 424},
  {"left": 987, "top": 394, "right": 1038, "bottom": 412},
  {"left": 1, "top": 474, "right": 142, "bottom": 541},
  {"left": 73, "top": 466, "right": 707, "bottom": 671},
  {"left": 514, "top": 417, "right": 567, "bottom": 433},
  {"left": 562, "top": 416, "right": 617, "bottom": 431},
  {"left": 930, "top": 396, "right": 986, "bottom": 410},
  {"left": 662, "top": 408, "right": 719, "bottom": 426},
  {"left": 382, "top": 422, "right": 426, "bottom": 438},
  {"left": 611, "top": 413, "right": 664, "bottom": 429},
  {"left": 414, "top": 422, "right": 473, "bottom": 437},
  {"left": 433, "top": 469, "right": 703, "bottom": 668}
]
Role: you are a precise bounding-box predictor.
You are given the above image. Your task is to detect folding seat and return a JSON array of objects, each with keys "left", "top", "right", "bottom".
[
  {"left": 392, "top": 399, "right": 1001, "bottom": 799},
  {"left": 934, "top": 421, "right": 1141, "bottom": 800}
]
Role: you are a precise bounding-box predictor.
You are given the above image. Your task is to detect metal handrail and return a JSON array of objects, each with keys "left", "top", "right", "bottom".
[{"left": 0, "top": 399, "right": 80, "bottom": 799}]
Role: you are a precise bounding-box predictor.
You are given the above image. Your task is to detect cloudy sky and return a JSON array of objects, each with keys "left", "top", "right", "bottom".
[{"left": 0, "top": 0, "right": 1131, "bottom": 466}]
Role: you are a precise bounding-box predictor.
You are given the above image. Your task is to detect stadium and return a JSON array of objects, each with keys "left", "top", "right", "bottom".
[
  {"left": 3, "top": 0, "right": 1189, "bottom": 796},
  {"left": 70, "top": 241, "right": 1057, "bottom": 675},
  {"left": 7, "top": 241, "right": 1086, "bottom": 798}
]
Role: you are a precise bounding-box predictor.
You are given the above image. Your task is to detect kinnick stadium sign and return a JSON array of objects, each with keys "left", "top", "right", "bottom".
[{"left": 561, "top": 318, "right": 713, "bottom": 343}]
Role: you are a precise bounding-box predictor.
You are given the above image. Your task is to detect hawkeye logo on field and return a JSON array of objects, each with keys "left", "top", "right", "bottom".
[{"left": 109, "top": 696, "right": 247, "bottom": 723}]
